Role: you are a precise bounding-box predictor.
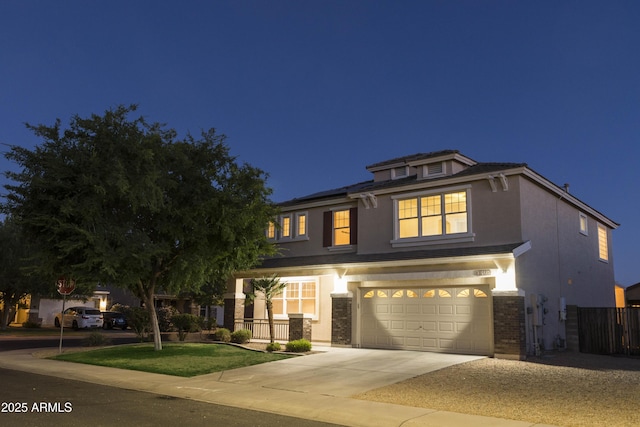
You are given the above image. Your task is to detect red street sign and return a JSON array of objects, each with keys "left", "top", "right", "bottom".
[{"left": 57, "top": 277, "right": 76, "bottom": 296}]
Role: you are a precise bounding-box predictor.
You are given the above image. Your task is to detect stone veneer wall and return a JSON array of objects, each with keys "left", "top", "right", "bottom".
[
  {"left": 493, "top": 295, "right": 526, "bottom": 360},
  {"left": 288, "top": 314, "right": 312, "bottom": 341},
  {"left": 331, "top": 295, "right": 352, "bottom": 346}
]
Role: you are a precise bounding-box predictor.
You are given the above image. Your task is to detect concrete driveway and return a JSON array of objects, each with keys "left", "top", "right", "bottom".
[{"left": 199, "top": 346, "right": 484, "bottom": 397}]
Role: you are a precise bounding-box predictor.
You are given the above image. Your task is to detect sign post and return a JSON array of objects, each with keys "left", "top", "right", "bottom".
[{"left": 57, "top": 277, "right": 76, "bottom": 354}]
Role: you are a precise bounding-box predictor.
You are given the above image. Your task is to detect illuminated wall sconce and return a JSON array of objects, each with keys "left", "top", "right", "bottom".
[{"left": 333, "top": 270, "right": 348, "bottom": 294}]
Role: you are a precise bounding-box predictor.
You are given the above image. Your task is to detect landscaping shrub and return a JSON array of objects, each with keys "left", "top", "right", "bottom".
[
  {"left": 230, "top": 329, "right": 252, "bottom": 344},
  {"left": 84, "top": 331, "right": 112, "bottom": 347},
  {"left": 266, "top": 342, "right": 281, "bottom": 352},
  {"left": 156, "top": 306, "right": 179, "bottom": 332},
  {"left": 171, "top": 313, "right": 201, "bottom": 341},
  {"left": 212, "top": 328, "right": 231, "bottom": 342},
  {"left": 285, "top": 338, "right": 312, "bottom": 352},
  {"left": 202, "top": 317, "right": 217, "bottom": 331},
  {"left": 120, "top": 306, "right": 151, "bottom": 342},
  {"left": 109, "top": 303, "right": 126, "bottom": 313}
]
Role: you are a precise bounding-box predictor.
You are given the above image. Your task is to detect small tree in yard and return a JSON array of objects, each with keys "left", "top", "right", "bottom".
[
  {"left": 247, "top": 275, "right": 287, "bottom": 344},
  {"left": 121, "top": 306, "right": 151, "bottom": 342},
  {"left": 171, "top": 313, "right": 200, "bottom": 341},
  {"left": 3, "top": 105, "right": 278, "bottom": 350}
]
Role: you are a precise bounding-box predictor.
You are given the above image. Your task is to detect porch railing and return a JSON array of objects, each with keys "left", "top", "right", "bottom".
[{"left": 233, "top": 319, "right": 289, "bottom": 341}]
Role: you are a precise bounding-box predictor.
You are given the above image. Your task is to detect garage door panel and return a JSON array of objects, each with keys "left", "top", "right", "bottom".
[
  {"left": 390, "top": 336, "right": 405, "bottom": 346},
  {"left": 456, "top": 322, "right": 471, "bottom": 333},
  {"left": 438, "top": 321, "right": 454, "bottom": 332},
  {"left": 438, "top": 305, "right": 454, "bottom": 315},
  {"left": 423, "top": 321, "right": 437, "bottom": 331},
  {"left": 391, "top": 304, "right": 405, "bottom": 314},
  {"left": 406, "top": 337, "right": 421, "bottom": 347},
  {"left": 439, "top": 339, "right": 455, "bottom": 349},
  {"left": 455, "top": 305, "right": 471, "bottom": 315},
  {"left": 378, "top": 320, "right": 390, "bottom": 329},
  {"left": 360, "top": 286, "right": 492, "bottom": 355},
  {"left": 421, "top": 305, "right": 437, "bottom": 315},
  {"left": 406, "top": 320, "right": 421, "bottom": 330},
  {"left": 406, "top": 304, "right": 420, "bottom": 314},
  {"left": 390, "top": 320, "right": 405, "bottom": 330},
  {"left": 422, "top": 338, "right": 438, "bottom": 349},
  {"left": 376, "top": 305, "right": 389, "bottom": 314}
]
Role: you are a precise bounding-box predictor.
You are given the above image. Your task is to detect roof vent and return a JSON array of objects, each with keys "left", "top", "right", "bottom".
[{"left": 426, "top": 162, "right": 443, "bottom": 176}]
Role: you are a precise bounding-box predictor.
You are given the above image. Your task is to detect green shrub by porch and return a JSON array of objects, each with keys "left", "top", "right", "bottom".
[
  {"left": 230, "top": 329, "right": 252, "bottom": 344},
  {"left": 212, "top": 328, "right": 231, "bottom": 342},
  {"left": 285, "top": 338, "right": 311, "bottom": 352},
  {"left": 266, "top": 342, "right": 281, "bottom": 352}
]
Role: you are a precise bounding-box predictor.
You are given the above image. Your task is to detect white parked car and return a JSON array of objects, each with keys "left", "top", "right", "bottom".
[{"left": 54, "top": 306, "right": 103, "bottom": 330}]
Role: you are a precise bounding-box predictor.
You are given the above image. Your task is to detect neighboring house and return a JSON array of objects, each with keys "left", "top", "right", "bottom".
[
  {"left": 615, "top": 284, "right": 626, "bottom": 308},
  {"left": 626, "top": 283, "right": 640, "bottom": 307},
  {"left": 22, "top": 290, "right": 110, "bottom": 327},
  {"left": 12, "top": 284, "right": 224, "bottom": 327},
  {"left": 225, "top": 150, "right": 618, "bottom": 360}
]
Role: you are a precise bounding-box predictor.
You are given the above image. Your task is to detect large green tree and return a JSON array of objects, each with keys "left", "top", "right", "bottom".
[{"left": 3, "top": 105, "right": 278, "bottom": 349}]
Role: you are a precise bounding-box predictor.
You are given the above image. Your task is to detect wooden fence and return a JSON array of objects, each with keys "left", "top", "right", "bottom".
[{"left": 577, "top": 307, "right": 640, "bottom": 356}]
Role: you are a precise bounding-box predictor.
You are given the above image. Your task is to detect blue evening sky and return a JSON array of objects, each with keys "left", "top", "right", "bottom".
[{"left": 1, "top": 1, "right": 638, "bottom": 286}]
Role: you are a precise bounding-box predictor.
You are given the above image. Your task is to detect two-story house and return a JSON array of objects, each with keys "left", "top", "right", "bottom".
[{"left": 225, "top": 150, "right": 618, "bottom": 360}]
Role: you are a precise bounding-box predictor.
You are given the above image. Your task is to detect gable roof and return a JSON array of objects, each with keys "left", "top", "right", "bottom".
[
  {"left": 365, "top": 149, "right": 464, "bottom": 170},
  {"left": 277, "top": 150, "right": 618, "bottom": 229},
  {"left": 279, "top": 161, "right": 526, "bottom": 206}
]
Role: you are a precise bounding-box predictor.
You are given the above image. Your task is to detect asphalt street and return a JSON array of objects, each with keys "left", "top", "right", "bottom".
[
  {"left": 0, "top": 332, "right": 139, "bottom": 352},
  {"left": 0, "top": 368, "right": 345, "bottom": 427}
]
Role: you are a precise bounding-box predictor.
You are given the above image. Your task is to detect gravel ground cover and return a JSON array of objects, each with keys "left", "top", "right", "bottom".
[{"left": 353, "top": 351, "right": 640, "bottom": 427}]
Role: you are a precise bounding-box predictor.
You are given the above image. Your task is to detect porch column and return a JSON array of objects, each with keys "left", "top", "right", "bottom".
[
  {"left": 331, "top": 292, "right": 353, "bottom": 346},
  {"left": 492, "top": 290, "right": 526, "bottom": 360},
  {"left": 223, "top": 278, "right": 246, "bottom": 331},
  {"left": 288, "top": 313, "right": 312, "bottom": 341}
]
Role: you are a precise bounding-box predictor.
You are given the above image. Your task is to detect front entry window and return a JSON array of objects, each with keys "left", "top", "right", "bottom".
[{"left": 272, "top": 280, "right": 318, "bottom": 319}]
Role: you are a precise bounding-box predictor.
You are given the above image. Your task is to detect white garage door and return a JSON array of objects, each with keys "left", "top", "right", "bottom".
[{"left": 360, "top": 286, "right": 493, "bottom": 355}]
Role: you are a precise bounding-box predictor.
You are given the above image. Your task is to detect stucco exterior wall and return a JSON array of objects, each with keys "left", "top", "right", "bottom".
[
  {"left": 516, "top": 177, "right": 615, "bottom": 350},
  {"left": 347, "top": 176, "right": 526, "bottom": 255}
]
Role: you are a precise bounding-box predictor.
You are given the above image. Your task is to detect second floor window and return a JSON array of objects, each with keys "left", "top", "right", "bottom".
[
  {"left": 598, "top": 223, "right": 608, "bottom": 261},
  {"left": 266, "top": 212, "right": 308, "bottom": 241},
  {"left": 281, "top": 216, "right": 291, "bottom": 238},
  {"left": 266, "top": 221, "right": 276, "bottom": 239},
  {"left": 297, "top": 213, "right": 307, "bottom": 237},
  {"left": 397, "top": 190, "right": 468, "bottom": 239},
  {"left": 323, "top": 207, "right": 357, "bottom": 248},
  {"left": 333, "top": 210, "right": 350, "bottom": 245}
]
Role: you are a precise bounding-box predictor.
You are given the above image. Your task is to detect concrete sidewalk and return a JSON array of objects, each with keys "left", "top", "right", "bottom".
[{"left": 0, "top": 345, "right": 558, "bottom": 427}]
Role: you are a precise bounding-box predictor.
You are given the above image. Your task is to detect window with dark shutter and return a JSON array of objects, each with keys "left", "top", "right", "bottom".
[
  {"left": 323, "top": 211, "right": 332, "bottom": 247},
  {"left": 349, "top": 207, "right": 358, "bottom": 245}
]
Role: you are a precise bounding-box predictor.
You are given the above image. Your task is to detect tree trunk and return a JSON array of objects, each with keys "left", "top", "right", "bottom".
[
  {"left": 1, "top": 308, "right": 12, "bottom": 330},
  {"left": 148, "top": 303, "right": 162, "bottom": 351},
  {"left": 140, "top": 282, "right": 162, "bottom": 351},
  {"left": 266, "top": 301, "right": 275, "bottom": 343},
  {"left": 0, "top": 295, "right": 19, "bottom": 330}
]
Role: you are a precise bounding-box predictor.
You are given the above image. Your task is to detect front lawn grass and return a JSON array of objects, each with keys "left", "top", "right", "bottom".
[{"left": 50, "top": 343, "right": 293, "bottom": 377}]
